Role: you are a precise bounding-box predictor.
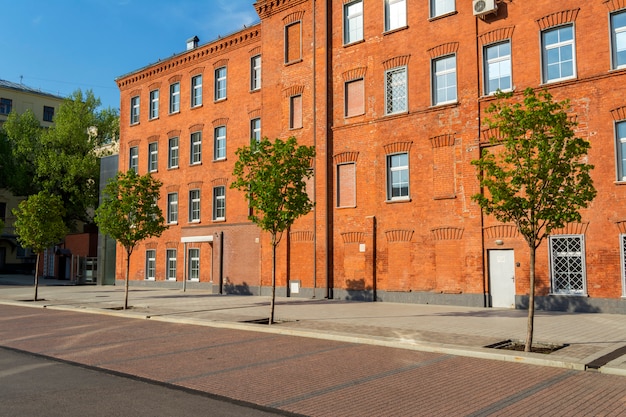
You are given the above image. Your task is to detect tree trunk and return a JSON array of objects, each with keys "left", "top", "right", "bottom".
[
  {"left": 124, "top": 249, "right": 130, "bottom": 310},
  {"left": 34, "top": 252, "right": 40, "bottom": 302},
  {"left": 525, "top": 245, "right": 536, "bottom": 352},
  {"left": 269, "top": 236, "right": 277, "bottom": 325}
]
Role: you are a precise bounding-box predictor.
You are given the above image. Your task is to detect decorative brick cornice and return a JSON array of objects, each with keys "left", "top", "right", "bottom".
[
  {"left": 382, "top": 55, "right": 410, "bottom": 70},
  {"left": 283, "top": 10, "right": 305, "bottom": 24},
  {"left": 189, "top": 66, "right": 204, "bottom": 76},
  {"left": 129, "top": 89, "right": 141, "bottom": 97},
  {"left": 211, "top": 178, "right": 228, "bottom": 186},
  {"left": 604, "top": 0, "right": 626, "bottom": 12},
  {"left": 342, "top": 67, "right": 367, "bottom": 81},
  {"left": 167, "top": 130, "right": 181, "bottom": 138},
  {"left": 248, "top": 108, "right": 261, "bottom": 119},
  {"left": 255, "top": 0, "right": 308, "bottom": 20},
  {"left": 145, "top": 242, "right": 158, "bottom": 250},
  {"left": 168, "top": 75, "right": 182, "bottom": 83},
  {"left": 147, "top": 135, "right": 159, "bottom": 143},
  {"left": 188, "top": 181, "right": 203, "bottom": 189},
  {"left": 290, "top": 230, "right": 313, "bottom": 242},
  {"left": 480, "top": 127, "right": 503, "bottom": 145},
  {"left": 385, "top": 229, "right": 414, "bottom": 242},
  {"left": 610, "top": 106, "right": 626, "bottom": 121},
  {"left": 383, "top": 141, "right": 412, "bottom": 154},
  {"left": 213, "top": 59, "right": 229, "bottom": 68},
  {"left": 429, "top": 134, "right": 455, "bottom": 148},
  {"left": 212, "top": 118, "right": 229, "bottom": 127},
  {"left": 249, "top": 46, "right": 261, "bottom": 56},
  {"left": 616, "top": 220, "right": 626, "bottom": 234},
  {"left": 283, "top": 84, "right": 304, "bottom": 97},
  {"left": 333, "top": 151, "right": 359, "bottom": 164},
  {"left": 536, "top": 8, "right": 580, "bottom": 30},
  {"left": 148, "top": 82, "right": 161, "bottom": 90},
  {"left": 166, "top": 241, "right": 178, "bottom": 248},
  {"left": 427, "top": 42, "right": 459, "bottom": 59},
  {"left": 430, "top": 227, "right": 464, "bottom": 241},
  {"left": 341, "top": 231, "right": 365, "bottom": 243},
  {"left": 484, "top": 225, "right": 519, "bottom": 239},
  {"left": 166, "top": 185, "right": 180, "bottom": 192},
  {"left": 551, "top": 222, "right": 589, "bottom": 236},
  {"left": 189, "top": 123, "right": 204, "bottom": 132},
  {"left": 128, "top": 139, "right": 140, "bottom": 147},
  {"left": 478, "top": 26, "right": 515, "bottom": 46}
]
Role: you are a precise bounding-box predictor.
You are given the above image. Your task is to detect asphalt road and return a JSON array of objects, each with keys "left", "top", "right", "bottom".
[{"left": 0, "top": 347, "right": 292, "bottom": 417}]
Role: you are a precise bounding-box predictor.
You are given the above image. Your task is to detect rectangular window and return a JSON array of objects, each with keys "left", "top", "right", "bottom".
[
  {"left": 385, "top": 0, "right": 406, "bottom": 32},
  {"left": 148, "top": 142, "right": 158, "bottom": 172},
  {"left": 285, "top": 22, "right": 302, "bottom": 63},
  {"left": 290, "top": 95, "right": 303, "bottom": 129},
  {"left": 168, "top": 137, "right": 179, "bottom": 169},
  {"left": 43, "top": 106, "right": 54, "bottom": 122},
  {"left": 214, "top": 126, "right": 226, "bottom": 160},
  {"left": 616, "top": 121, "right": 626, "bottom": 181},
  {"left": 345, "top": 78, "right": 365, "bottom": 117},
  {"left": 169, "top": 82, "right": 180, "bottom": 113},
  {"left": 213, "top": 186, "right": 225, "bottom": 221},
  {"left": 542, "top": 25, "right": 576, "bottom": 83},
  {"left": 191, "top": 75, "right": 202, "bottom": 107},
  {"left": 344, "top": 0, "right": 363, "bottom": 44},
  {"left": 251, "top": 55, "right": 261, "bottom": 90},
  {"left": 433, "top": 55, "right": 457, "bottom": 105},
  {"left": 214, "top": 67, "right": 227, "bottom": 101},
  {"left": 129, "top": 146, "right": 138, "bottom": 173},
  {"left": 620, "top": 235, "right": 626, "bottom": 297},
  {"left": 188, "top": 248, "right": 200, "bottom": 280},
  {"left": 166, "top": 249, "right": 177, "bottom": 281},
  {"left": 387, "top": 152, "right": 409, "bottom": 200},
  {"left": 190, "top": 132, "right": 202, "bottom": 165},
  {"left": 611, "top": 11, "right": 626, "bottom": 69},
  {"left": 251, "top": 118, "right": 261, "bottom": 143},
  {"left": 484, "top": 41, "right": 512, "bottom": 95},
  {"left": 189, "top": 189, "right": 200, "bottom": 222},
  {"left": 549, "top": 235, "right": 586, "bottom": 295},
  {"left": 0, "top": 98, "right": 12, "bottom": 115},
  {"left": 167, "top": 192, "right": 178, "bottom": 224},
  {"left": 130, "top": 96, "right": 140, "bottom": 124},
  {"left": 430, "top": 0, "right": 455, "bottom": 18},
  {"left": 145, "top": 250, "right": 156, "bottom": 280},
  {"left": 149, "top": 89, "right": 159, "bottom": 119},
  {"left": 337, "top": 163, "right": 356, "bottom": 207},
  {"left": 385, "top": 67, "right": 407, "bottom": 115}
]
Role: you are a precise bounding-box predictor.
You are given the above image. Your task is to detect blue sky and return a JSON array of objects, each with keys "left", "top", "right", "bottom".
[{"left": 1, "top": 0, "right": 259, "bottom": 111}]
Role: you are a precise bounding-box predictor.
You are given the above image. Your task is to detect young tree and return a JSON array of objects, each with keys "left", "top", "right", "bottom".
[
  {"left": 95, "top": 170, "right": 166, "bottom": 309},
  {"left": 472, "top": 88, "right": 596, "bottom": 352},
  {"left": 231, "top": 137, "right": 315, "bottom": 324},
  {"left": 13, "top": 192, "right": 69, "bottom": 301}
]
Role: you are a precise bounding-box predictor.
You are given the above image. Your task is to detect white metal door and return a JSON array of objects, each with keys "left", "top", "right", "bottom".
[{"left": 489, "top": 249, "right": 516, "bottom": 308}]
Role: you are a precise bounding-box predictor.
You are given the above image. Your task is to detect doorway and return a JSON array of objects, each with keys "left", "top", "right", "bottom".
[{"left": 488, "top": 249, "right": 516, "bottom": 308}]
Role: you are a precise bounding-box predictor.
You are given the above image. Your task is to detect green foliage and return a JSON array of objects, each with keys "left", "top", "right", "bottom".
[
  {"left": 472, "top": 88, "right": 596, "bottom": 249},
  {"left": 12, "top": 192, "right": 69, "bottom": 254},
  {"left": 231, "top": 137, "right": 315, "bottom": 243},
  {"left": 95, "top": 170, "right": 167, "bottom": 256}
]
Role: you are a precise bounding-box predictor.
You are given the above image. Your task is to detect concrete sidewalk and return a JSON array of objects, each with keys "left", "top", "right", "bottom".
[{"left": 0, "top": 277, "right": 625, "bottom": 376}]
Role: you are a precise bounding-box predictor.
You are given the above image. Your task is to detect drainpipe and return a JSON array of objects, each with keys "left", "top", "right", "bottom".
[
  {"left": 219, "top": 231, "right": 224, "bottom": 294},
  {"left": 312, "top": 0, "right": 317, "bottom": 298},
  {"left": 183, "top": 242, "right": 187, "bottom": 292},
  {"left": 324, "top": 0, "right": 333, "bottom": 300}
]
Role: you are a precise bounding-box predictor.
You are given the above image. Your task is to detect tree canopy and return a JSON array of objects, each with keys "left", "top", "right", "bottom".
[{"left": 472, "top": 88, "right": 596, "bottom": 351}]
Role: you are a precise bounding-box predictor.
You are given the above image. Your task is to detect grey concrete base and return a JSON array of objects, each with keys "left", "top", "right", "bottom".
[{"left": 517, "top": 294, "right": 626, "bottom": 314}]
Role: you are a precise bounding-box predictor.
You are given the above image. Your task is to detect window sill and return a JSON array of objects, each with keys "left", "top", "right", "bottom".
[
  {"left": 168, "top": 222, "right": 178, "bottom": 226},
  {"left": 212, "top": 218, "right": 226, "bottom": 223},
  {"left": 540, "top": 75, "right": 577, "bottom": 86},
  {"left": 149, "top": 117, "right": 159, "bottom": 122},
  {"left": 383, "top": 26, "right": 408, "bottom": 36},
  {"left": 191, "top": 104, "right": 203, "bottom": 110},
  {"left": 549, "top": 292, "right": 588, "bottom": 297},
  {"left": 190, "top": 162, "right": 202, "bottom": 167},
  {"left": 189, "top": 220, "right": 201, "bottom": 225},
  {"left": 384, "top": 110, "right": 408, "bottom": 118},
  {"left": 130, "top": 122, "right": 140, "bottom": 126},
  {"left": 289, "top": 126, "right": 303, "bottom": 131},
  {"left": 250, "top": 88, "right": 261, "bottom": 94},
  {"left": 428, "top": 10, "right": 458, "bottom": 22},
  {"left": 213, "top": 157, "right": 226, "bottom": 163},
  {"left": 214, "top": 98, "right": 227, "bottom": 104},
  {"left": 336, "top": 205, "right": 357, "bottom": 210},
  {"left": 343, "top": 39, "right": 365, "bottom": 48},
  {"left": 385, "top": 197, "right": 411, "bottom": 204},
  {"left": 614, "top": 180, "right": 626, "bottom": 185},
  {"left": 168, "top": 166, "right": 179, "bottom": 170},
  {"left": 145, "top": 278, "right": 155, "bottom": 281},
  {"left": 285, "top": 58, "right": 303, "bottom": 66},
  {"left": 169, "top": 111, "right": 180, "bottom": 116},
  {"left": 345, "top": 112, "right": 365, "bottom": 119}
]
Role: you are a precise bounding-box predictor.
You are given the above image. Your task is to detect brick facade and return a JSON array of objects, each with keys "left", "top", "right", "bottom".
[{"left": 116, "top": 0, "right": 626, "bottom": 313}]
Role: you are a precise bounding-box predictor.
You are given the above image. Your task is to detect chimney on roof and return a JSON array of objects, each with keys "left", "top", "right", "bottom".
[{"left": 186, "top": 36, "right": 199, "bottom": 51}]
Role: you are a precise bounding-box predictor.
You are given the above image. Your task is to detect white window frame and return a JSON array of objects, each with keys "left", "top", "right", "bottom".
[
  {"left": 213, "top": 186, "right": 226, "bottom": 221},
  {"left": 251, "top": 118, "right": 261, "bottom": 143},
  {"left": 149, "top": 89, "right": 159, "bottom": 120},
  {"left": 344, "top": 0, "right": 364, "bottom": 45},
  {"left": 130, "top": 96, "right": 140, "bottom": 124},
  {"left": 188, "top": 248, "right": 200, "bottom": 281},
  {"left": 251, "top": 55, "right": 261, "bottom": 91},
  {"left": 168, "top": 137, "right": 179, "bottom": 169},
  {"left": 430, "top": 0, "right": 455, "bottom": 18},
  {"left": 616, "top": 121, "right": 626, "bottom": 181},
  {"left": 129, "top": 146, "right": 138, "bottom": 173},
  {"left": 386, "top": 152, "right": 409, "bottom": 201},
  {"left": 214, "top": 67, "right": 227, "bottom": 101},
  {"left": 189, "top": 189, "right": 200, "bottom": 223},
  {"left": 385, "top": 0, "right": 406, "bottom": 32},
  {"left": 166, "top": 249, "right": 177, "bottom": 281},
  {"left": 148, "top": 142, "right": 158, "bottom": 172},
  {"left": 484, "top": 40, "right": 512, "bottom": 95},
  {"left": 432, "top": 54, "right": 457, "bottom": 106},
  {"left": 611, "top": 10, "right": 626, "bottom": 70},
  {"left": 290, "top": 94, "right": 303, "bottom": 129},
  {"left": 542, "top": 24, "right": 576, "bottom": 83},
  {"left": 191, "top": 75, "right": 203, "bottom": 107},
  {"left": 167, "top": 192, "right": 178, "bottom": 224},
  {"left": 385, "top": 66, "right": 407, "bottom": 115},
  {"left": 214, "top": 126, "right": 226, "bottom": 160},
  {"left": 549, "top": 234, "right": 587, "bottom": 295},
  {"left": 190, "top": 132, "right": 202, "bottom": 165},
  {"left": 145, "top": 250, "right": 156, "bottom": 280},
  {"left": 169, "top": 82, "right": 180, "bottom": 114}
]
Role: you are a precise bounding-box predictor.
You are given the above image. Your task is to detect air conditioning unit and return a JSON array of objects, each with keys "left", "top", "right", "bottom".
[{"left": 473, "top": 0, "right": 497, "bottom": 16}]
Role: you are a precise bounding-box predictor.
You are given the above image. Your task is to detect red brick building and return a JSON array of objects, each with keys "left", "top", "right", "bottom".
[{"left": 116, "top": 0, "right": 626, "bottom": 313}]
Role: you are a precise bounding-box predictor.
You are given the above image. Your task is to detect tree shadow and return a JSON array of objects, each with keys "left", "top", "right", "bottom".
[
  {"left": 345, "top": 278, "right": 374, "bottom": 302},
  {"left": 223, "top": 278, "right": 253, "bottom": 295},
  {"left": 518, "top": 295, "right": 602, "bottom": 313}
]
